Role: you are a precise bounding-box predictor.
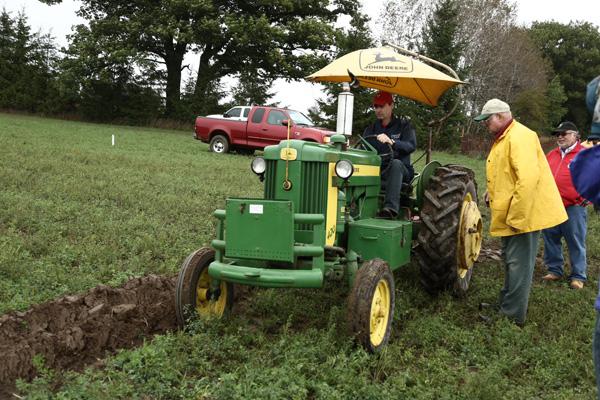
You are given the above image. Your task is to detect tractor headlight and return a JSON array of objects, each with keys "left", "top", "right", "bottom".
[
  {"left": 335, "top": 159, "right": 354, "bottom": 180},
  {"left": 251, "top": 157, "right": 266, "bottom": 175}
]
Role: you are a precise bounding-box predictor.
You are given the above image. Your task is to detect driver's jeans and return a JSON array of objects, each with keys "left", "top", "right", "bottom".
[{"left": 381, "top": 159, "right": 408, "bottom": 213}]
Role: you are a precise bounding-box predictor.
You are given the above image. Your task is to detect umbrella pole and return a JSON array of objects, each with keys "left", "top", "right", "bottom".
[
  {"left": 385, "top": 43, "right": 463, "bottom": 164},
  {"left": 427, "top": 126, "right": 433, "bottom": 164}
]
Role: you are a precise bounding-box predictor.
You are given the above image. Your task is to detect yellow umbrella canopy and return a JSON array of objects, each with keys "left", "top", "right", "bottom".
[{"left": 306, "top": 46, "right": 463, "bottom": 106}]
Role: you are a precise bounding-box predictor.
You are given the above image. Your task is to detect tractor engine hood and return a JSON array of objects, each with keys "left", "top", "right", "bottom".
[{"left": 264, "top": 138, "right": 378, "bottom": 165}]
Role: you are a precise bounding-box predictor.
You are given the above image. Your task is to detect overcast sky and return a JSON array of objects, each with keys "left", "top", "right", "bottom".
[{"left": 1, "top": 0, "right": 599, "bottom": 114}]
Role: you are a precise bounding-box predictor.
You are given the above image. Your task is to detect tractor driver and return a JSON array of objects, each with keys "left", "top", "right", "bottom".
[{"left": 363, "top": 90, "right": 416, "bottom": 219}]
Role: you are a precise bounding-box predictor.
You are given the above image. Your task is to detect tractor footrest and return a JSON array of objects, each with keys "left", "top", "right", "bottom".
[{"left": 208, "top": 261, "right": 323, "bottom": 288}]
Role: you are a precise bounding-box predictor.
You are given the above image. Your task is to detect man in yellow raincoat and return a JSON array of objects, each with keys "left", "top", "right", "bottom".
[{"left": 475, "top": 99, "right": 567, "bottom": 326}]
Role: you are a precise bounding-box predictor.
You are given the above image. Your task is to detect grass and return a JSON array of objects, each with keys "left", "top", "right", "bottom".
[
  {"left": 1, "top": 112, "right": 599, "bottom": 399},
  {"left": 0, "top": 113, "right": 261, "bottom": 312}
]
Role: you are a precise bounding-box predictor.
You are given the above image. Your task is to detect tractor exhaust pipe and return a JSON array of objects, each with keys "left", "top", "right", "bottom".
[{"left": 336, "top": 82, "right": 354, "bottom": 136}]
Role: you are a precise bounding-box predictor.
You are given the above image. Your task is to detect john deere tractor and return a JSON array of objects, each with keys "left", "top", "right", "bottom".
[{"left": 176, "top": 46, "right": 483, "bottom": 352}]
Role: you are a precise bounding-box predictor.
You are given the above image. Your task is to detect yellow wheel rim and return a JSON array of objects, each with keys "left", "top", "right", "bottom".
[
  {"left": 457, "top": 192, "right": 483, "bottom": 278},
  {"left": 370, "top": 279, "right": 391, "bottom": 347},
  {"left": 195, "top": 268, "right": 227, "bottom": 317}
]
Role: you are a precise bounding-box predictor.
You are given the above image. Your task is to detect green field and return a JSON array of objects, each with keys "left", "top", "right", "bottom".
[{"left": 1, "top": 112, "right": 599, "bottom": 399}]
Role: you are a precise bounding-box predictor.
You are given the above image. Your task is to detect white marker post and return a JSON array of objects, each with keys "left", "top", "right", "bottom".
[{"left": 112, "top": 134, "right": 115, "bottom": 146}]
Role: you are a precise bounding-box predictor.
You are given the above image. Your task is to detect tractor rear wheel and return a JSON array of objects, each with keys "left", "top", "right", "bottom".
[
  {"left": 347, "top": 259, "right": 395, "bottom": 352},
  {"left": 175, "top": 247, "right": 234, "bottom": 327},
  {"left": 415, "top": 165, "right": 483, "bottom": 296}
]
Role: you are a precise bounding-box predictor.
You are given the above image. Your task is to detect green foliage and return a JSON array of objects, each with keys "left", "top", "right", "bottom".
[
  {"left": 420, "top": 0, "right": 465, "bottom": 152},
  {"left": 39, "top": 0, "right": 360, "bottom": 117},
  {"left": 309, "top": 11, "right": 375, "bottom": 137},
  {"left": 57, "top": 23, "right": 165, "bottom": 123},
  {"left": 512, "top": 88, "right": 551, "bottom": 133},
  {"left": 512, "top": 76, "right": 568, "bottom": 134},
  {"left": 77, "top": 79, "right": 163, "bottom": 124},
  {"left": 545, "top": 75, "right": 569, "bottom": 130},
  {"left": 529, "top": 21, "right": 600, "bottom": 132},
  {"left": 231, "top": 70, "right": 277, "bottom": 107},
  {"left": 178, "top": 76, "right": 226, "bottom": 122},
  {"left": 421, "top": 0, "right": 462, "bottom": 70},
  {"left": 0, "top": 10, "right": 61, "bottom": 114},
  {"left": 2, "top": 113, "right": 599, "bottom": 399},
  {"left": 0, "top": 10, "right": 164, "bottom": 123}
]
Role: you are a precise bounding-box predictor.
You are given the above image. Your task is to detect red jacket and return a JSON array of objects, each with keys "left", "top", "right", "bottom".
[{"left": 546, "top": 143, "right": 587, "bottom": 207}]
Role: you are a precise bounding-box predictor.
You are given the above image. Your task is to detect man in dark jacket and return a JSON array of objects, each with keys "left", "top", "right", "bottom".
[
  {"left": 583, "top": 76, "right": 600, "bottom": 148},
  {"left": 587, "top": 75, "right": 600, "bottom": 138},
  {"left": 541, "top": 121, "right": 589, "bottom": 289},
  {"left": 362, "top": 90, "right": 416, "bottom": 219}
]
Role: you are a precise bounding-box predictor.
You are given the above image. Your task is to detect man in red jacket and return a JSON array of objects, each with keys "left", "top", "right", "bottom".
[{"left": 542, "top": 121, "right": 589, "bottom": 289}]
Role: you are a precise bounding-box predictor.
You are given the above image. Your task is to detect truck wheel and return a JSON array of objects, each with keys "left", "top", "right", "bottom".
[
  {"left": 209, "top": 134, "right": 229, "bottom": 154},
  {"left": 347, "top": 259, "right": 395, "bottom": 352},
  {"left": 175, "top": 247, "right": 234, "bottom": 327},
  {"left": 415, "top": 165, "right": 483, "bottom": 296}
]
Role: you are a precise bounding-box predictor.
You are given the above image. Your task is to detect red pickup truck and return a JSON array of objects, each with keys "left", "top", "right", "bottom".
[{"left": 194, "top": 106, "right": 335, "bottom": 154}]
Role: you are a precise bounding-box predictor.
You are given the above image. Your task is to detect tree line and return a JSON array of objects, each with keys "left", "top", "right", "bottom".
[
  {"left": 1, "top": 0, "right": 599, "bottom": 151},
  {"left": 311, "top": 0, "right": 600, "bottom": 151}
]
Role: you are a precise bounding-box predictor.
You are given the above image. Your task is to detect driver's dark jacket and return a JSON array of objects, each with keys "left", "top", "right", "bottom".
[{"left": 362, "top": 116, "right": 416, "bottom": 181}]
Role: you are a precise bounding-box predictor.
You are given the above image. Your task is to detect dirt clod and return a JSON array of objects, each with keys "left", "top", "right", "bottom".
[{"left": 0, "top": 274, "right": 177, "bottom": 397}]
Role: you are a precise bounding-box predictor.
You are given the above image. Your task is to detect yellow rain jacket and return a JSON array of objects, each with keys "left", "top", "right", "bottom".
[{"left": 486, "top": 120, "right": 567, "bottom": 237}]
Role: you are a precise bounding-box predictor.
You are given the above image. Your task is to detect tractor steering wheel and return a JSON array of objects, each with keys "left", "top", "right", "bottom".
[{"left": 358, "top": 135, "right": 394, "bottom": 175}]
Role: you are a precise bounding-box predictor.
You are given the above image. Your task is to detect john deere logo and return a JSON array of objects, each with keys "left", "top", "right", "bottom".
[
  {"left": 368, "top": 52, "right": 405, "bottom": 66},
  {"left": 359, "top": 50, "right": 413, "bottom": 73}
]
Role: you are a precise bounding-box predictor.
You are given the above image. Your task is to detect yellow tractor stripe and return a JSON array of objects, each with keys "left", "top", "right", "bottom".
[
  {"left": 325, "top": 163, "right": 380, "bottom": 246},
  {"left": 326, "top": 163, "right": 338, "bottom": 246},
  {"left": 353, "top": 164, "right": 380, "bottom": 176}
]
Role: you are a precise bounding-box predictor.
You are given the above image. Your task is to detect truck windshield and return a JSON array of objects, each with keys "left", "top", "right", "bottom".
[{"left": 287, "top": 110, "right": 314, "bottom": 126}]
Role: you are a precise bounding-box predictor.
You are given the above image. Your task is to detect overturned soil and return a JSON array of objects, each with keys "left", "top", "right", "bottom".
[{"left": 0, "top": 274, "right": 177, "bottom": 398}]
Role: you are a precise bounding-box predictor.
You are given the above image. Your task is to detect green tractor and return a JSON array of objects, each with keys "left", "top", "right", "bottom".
[{"left": 176, "top": 46, "right": 483, "bottom": 352}]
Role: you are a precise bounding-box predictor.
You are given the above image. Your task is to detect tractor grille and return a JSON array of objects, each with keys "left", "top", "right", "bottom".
[
  {"left": 264, "top": 160, "right": 277, "bottom": 199},
  {"left": 299, "top": 162, "right": 328, "bottom": 216},
  {"left": 264, "top": 160, "right": 328, "bottom": 229}
]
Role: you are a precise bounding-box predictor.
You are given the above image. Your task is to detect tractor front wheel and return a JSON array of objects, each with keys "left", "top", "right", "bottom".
[
  {"left": 175, "top": 247, "right": 234, "bottom": 327},
  {"left": 347, "top": 259, "right": 395, "bottom": 352},
  {"left": 415, "top": 165, "right": 483, "bottom": 296}
]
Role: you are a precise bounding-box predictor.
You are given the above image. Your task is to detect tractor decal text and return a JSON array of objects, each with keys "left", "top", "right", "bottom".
[{"left": 327, "top": 226, "right": 336, "bottom": 240}]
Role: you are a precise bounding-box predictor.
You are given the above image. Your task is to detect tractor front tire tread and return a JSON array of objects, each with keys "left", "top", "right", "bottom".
[
  {"left": 347, "top": 259, "right": 395, "bottom": 353},
  {"left": 175, "top": 247, "right": 233, "bottom": 327}
]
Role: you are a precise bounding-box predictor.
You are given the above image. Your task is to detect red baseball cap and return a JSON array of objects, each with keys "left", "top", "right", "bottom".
[{"left": 372, "top": 91, "right": 393, "bottom": 106}]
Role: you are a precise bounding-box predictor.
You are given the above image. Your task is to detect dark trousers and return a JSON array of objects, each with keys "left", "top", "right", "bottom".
[
  {"left": 499, "top": 231, "right": 540, "bottom": 325},
  {"left": 381, "top": 159, "right": 408, "bottom": 213}
]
